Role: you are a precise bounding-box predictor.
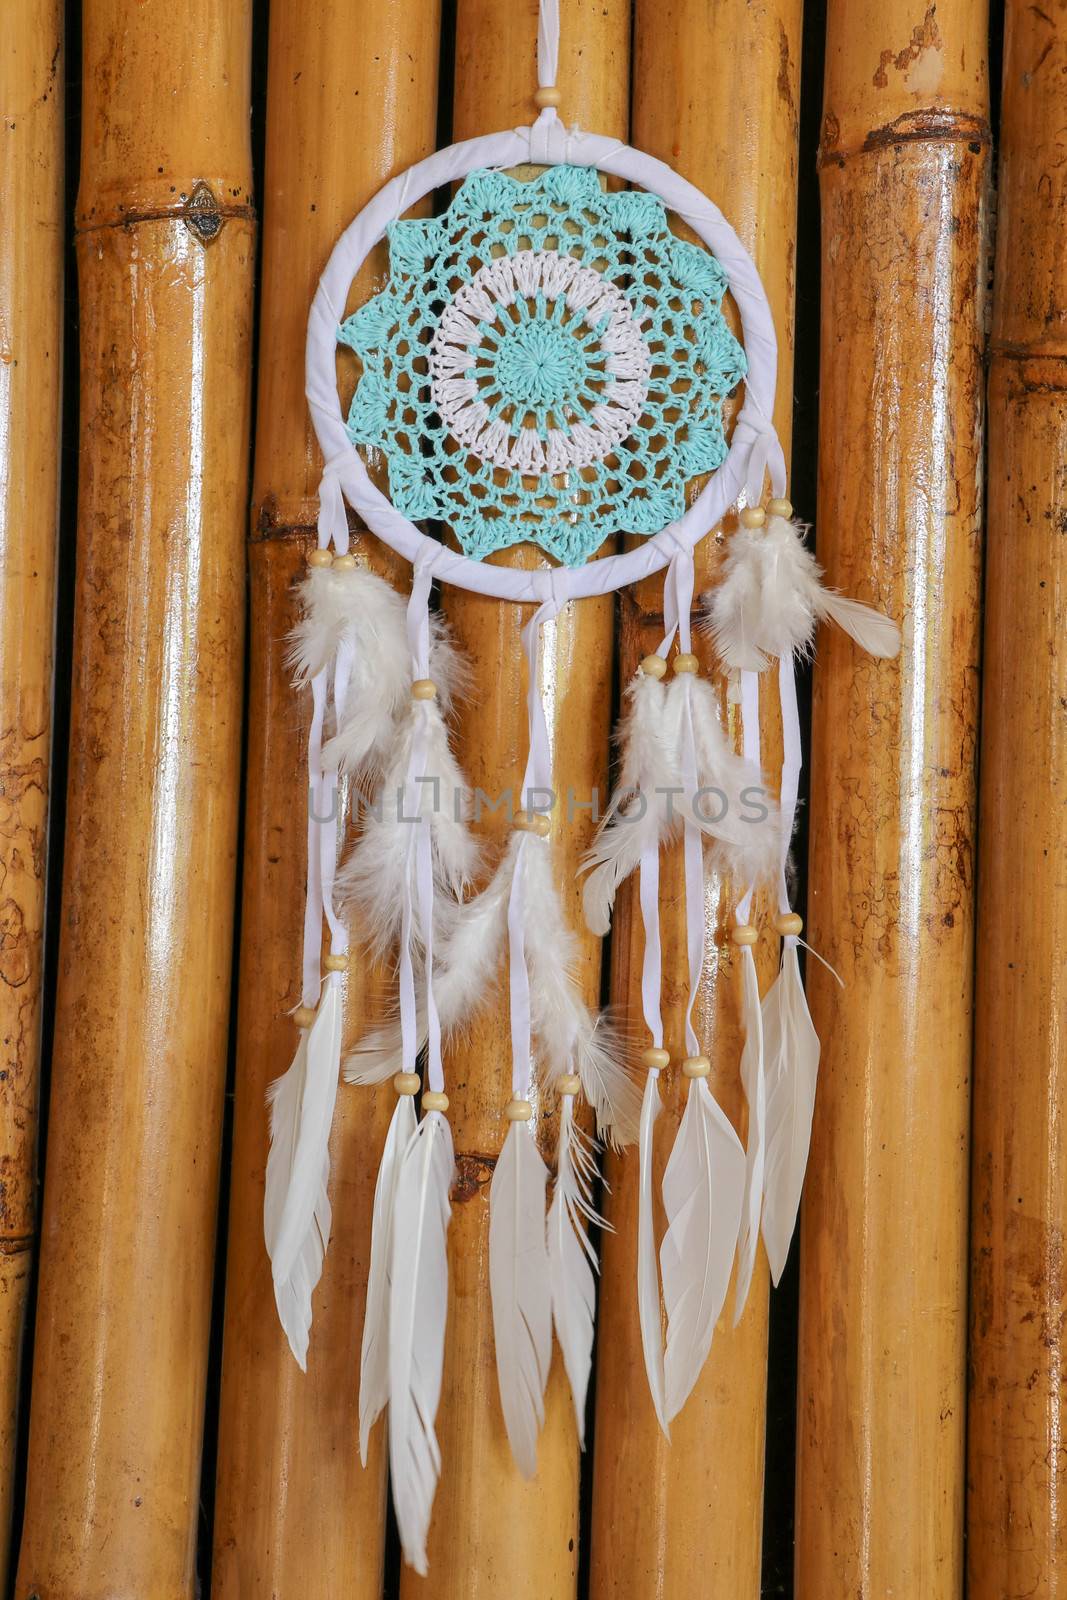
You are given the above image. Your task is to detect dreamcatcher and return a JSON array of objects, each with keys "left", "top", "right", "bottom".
[{"left": 263, "top": 0, "right": 901, "bottom": 1572}]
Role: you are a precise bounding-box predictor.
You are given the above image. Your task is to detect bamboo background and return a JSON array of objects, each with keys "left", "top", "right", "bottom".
[{"left": 2, "top": 0, "right": 1064, "bottom": 1596}]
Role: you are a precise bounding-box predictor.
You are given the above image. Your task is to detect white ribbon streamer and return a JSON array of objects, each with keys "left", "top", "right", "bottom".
[{"left": 537, "top": 0, "right": 560, "bottom": 88}]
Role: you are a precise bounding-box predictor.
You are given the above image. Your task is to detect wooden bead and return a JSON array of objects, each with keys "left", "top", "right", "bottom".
[
  {"left": 731, "top": 923, "right": 759, "bottom": 946},
  {"left": 774, "top": 911, "right": 804, "bottom": 936},
  {"left": 638, "top": 653, "right": 667, "bottom": 680},
  {"left": 411, "top": 678, "right": 437, "bottom": 700},
  {"left": 556, "top": 1074, "right": 581, "bottom": 1096},
  {"left": 323, "top": 952, "right": 347, "bottom": 972},
  {"left": 393, "top": 1072, "right": 420, "bottom": 1096},
  {"left": 682, "top": 1055, "right": 711, "bottom": 1079},
  {"left": 739, "top": 505, "right": 766, "bottom": 529},
  {"left": 422, "top": 1090, "right": 449, "bottom": 1113},
  {"left": 292, "top": 1005, "right": 316, "bottom": 1029},
  {"left": 514, "top": 811, "right": 551, "bottom": 837},
  {"left": 332, "top": 552, "right": 358, "bottom": 570},
  {"left": 673, "top": 652, "right": 699, "bottom": 675},
  {"left": 641, "top": 1046, "right": 670, "bottom": 1070},
  {"left": 533, "top": 86, "right": 562, "bottom": 108},
  {"left": 505, "top": 1098, "right": 533, "bottom": 1121},
  {"left": 767, "top": 497, "right": 793, "bottom": 520},
  {"left": 307, "top": 547, "right": 333, "bottom": 568}
]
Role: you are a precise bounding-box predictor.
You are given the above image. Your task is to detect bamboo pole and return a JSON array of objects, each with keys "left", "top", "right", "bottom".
[
  {"left": 968, "top": 7, "right": 1067, "bottom": 1594},
  {"left": 589, "top": 2, "right": 800, "bottom": 1594},
  {"left": 0, "top": 3, "right": 64, "bottom": 1585},
  {"left": 210, "top": 5, "right": 440, "bottom": 1598},
  {"left": 14, "top": 3, "right": 254, "bottom": 1597},
  {"left": 795, "top": 4, "right": 988, "bottom": 1596},
  {"left": 397, "top": 4, "right": 628, "bottom": 1595}
]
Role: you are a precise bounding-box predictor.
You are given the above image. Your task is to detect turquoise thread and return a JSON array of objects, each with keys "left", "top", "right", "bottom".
[{"left": 339, "top": 164, "right": 746, "bottom": 567}]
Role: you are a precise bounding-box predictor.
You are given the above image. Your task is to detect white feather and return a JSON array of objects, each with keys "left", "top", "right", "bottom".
[
  {"left": 264, "top": 979, "right": 342, "bottom": 1369},
  {"left": 359, "top": 1090, "right": 418, "bottom": 1462},
  {"left": 733, "top": 945, "right": 766, "bottom": 1322},
  {"left": 389, "top": 1109, "right": 454, "bottom": 1576},
  {"left": 760, "top": 943, "right": 820, "bottom": 1284},
  {"left": 581, "top": 670, "right": 679, "bottom": 937},
  {"left": 343, "top": 841, "right": 515, "bottom": 1085},
  {"left": 339, "top": 698, "right": 479, "bottom": 958},
  {"left": 548, "top": 1095, "right": 604, "bottom": 1443},
  {"left": 660, "top": 1075, "right": 745, "bottom": 1421},
  {"left": 490, "top": 1119, "right": 552, "bottom": 1477},
  {"left": 519, "top": 834, "right": 642, "bottom": 1148},
  {"left": 286, "top": 566, "right": 370, "bottom": 687},
  {"left": 637, "top": 1070, "right": 669, "bottom": 1437},
  {"left": 700, "top": 514, "right": 901, "bottom": 666},
  {"left": 679, "top": 673, "right": 781, "bottom": 889}
]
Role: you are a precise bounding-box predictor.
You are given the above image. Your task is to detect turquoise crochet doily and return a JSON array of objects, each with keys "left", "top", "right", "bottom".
[{"left": 338, "top": 164, "right": 746, "bottom": 567}]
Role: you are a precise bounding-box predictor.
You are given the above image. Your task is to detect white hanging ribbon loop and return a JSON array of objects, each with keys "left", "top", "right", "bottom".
[
  {"left": 537, "top": 0, "right": 560, "bottom": 88},
  {"left": 776, "top": 651, "right": 802, "bottom": 939},
  {"left": 734, "top": 403, "right": 787, "bottom": 506},
  {"left": 316, "top": 448, "right": 354, "bottom": 554}
]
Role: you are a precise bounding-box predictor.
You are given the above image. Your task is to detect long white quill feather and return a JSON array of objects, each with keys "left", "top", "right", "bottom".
[
  {"left": 264, "top": 979, "right": 342, "bottom": 1369},
  {"left": 637, "top": 1068, "right": 669, "bottom": 1436},
  {"left": 548, "top": 1093, "right": 604, "bottom": 1443},
  {"left": 359, "top": 1089, "right": 418, "bottom": 1462},
  {"left": 389, "top": 1108, "right": 454, "bottom": 1576},
  {"left": 733, "top": 945, "right": 766, "bottom": 1322},
  {"left": 760, "top": 943, "right": 820, "bottom": 1284},
  {"left": 490, "top": 1119, "right": 552, "bottom": 1477},
  {"left": 660, "top": 1075, "right": 745, "bottom": 1421}
]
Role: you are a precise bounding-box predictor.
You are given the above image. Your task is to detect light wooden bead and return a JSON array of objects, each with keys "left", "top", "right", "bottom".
[
  {"left": 731, "top": 923, "right": 759, "bottom": 946},
  {"left": 739, "top": 506, "right": 766, "bottom": 529},
  {"left": 642, "top": 1046, "right": 670, "bottom": 1070},
  {"left": 323, "top": 952, "right": 347, "bottom": 972},
  {"left": 505, "top": 1098, "right": 533, "bottom": 1121},
  {"left": 514, "top": 811, "right": 551, "bottom": 837},
  {"left": 673, "top": 652, "right": 699, "bottom": 675},
  {"left": 638, "top": 653, "right": 667, "bottom": 679},
  {"left": 533, "top": 86, "right": 561, "bottom": 108},
  {"left": 556, "top": 1074, "right": 581, "bottom": 1096},
  {"left": 774, "top": 912, "right": 804, "bottom": 936},
  {"left": 411, "top": 678, "right": 437, "bottom": 700},
  {"left": 682, "top": 1055, "right": 711, "bottom": 1079},
  {"left": 422, "top": 1090, "right": 449, "bottom": 1113},
  {"left": 292, "top": 1005, "right": 316, "bottom": 1029},
  {"left": 307, "top": 547, "right": 333, "bottom": 568},
  {"left": 393, "top": 1072, "right": 420, "bottom": 1096},
  {"left": 332, "top": 552, "right": 358, "bottom": 570},
  {"left": 767, "top": 497, "right": 793, "bottom": 520}
]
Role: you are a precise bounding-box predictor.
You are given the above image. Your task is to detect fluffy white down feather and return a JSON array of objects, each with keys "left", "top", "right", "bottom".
[
  {"left": 701, "top": 514, "right": 902, "bottom": 668},
  {"left": 548, "top": 1096, "right": 605, "bottom": 1443},
  {"left": 660, "top": 1076, "right": 745, "bottom": 1422},
  {"left": 359, "top": 1090, "right": 418, "bottom": 1462},
  {"left": 581, "top": 670, "right": 678, "bottom": 938},
  {"left": 338, "top": 698, "right": 480, "bottom": 958},
  {"left": 680, "top": 673, "right": 781, "bottom": 889},
  {"left": 519, "top": 834, "right": 642, "bottom": 1148},
  {"left": 343, "top": 863, "right": 513, "bottom": 1084},
  {"left": 490, "top": 1120, "right": 552, "bottom": 1477},
  {"left": 389, "top": 1110, "right": 454, "bottom": 1576},
  {"left": 760, "top": 944, "right": 820, "bottom": 1285}
]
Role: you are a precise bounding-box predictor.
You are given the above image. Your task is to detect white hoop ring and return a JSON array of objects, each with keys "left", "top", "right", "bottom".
[{"left": 306, "top": 113, "right": 782, "bottom": 605}]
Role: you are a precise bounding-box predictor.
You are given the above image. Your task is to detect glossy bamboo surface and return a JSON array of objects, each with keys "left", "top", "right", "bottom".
[
  {"left": 0, "top": 3, "right": 64, "bottom": 1585},
  {"left": 589, "top": 2, "right": 800, "bottom": 1593},
  {"left": 796, "top": 2, "right": 989, "bottom": 1596},
  {"left": 398, "top": 4, "right": 627, "bottom": 1595},
  {"left": 210, "top": 3, "right": 439, "bottom": 1597},
  {"left": 14, "top": 3, "right": 253, "bottom": 1597},
  {"left": 968, "top": 6, "right": 1067, "bottom": 1595}
]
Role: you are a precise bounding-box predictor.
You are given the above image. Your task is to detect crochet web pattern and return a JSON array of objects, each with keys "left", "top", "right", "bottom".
[{"left": 338, "top": 164, "right": 747, "bottom": 567}]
